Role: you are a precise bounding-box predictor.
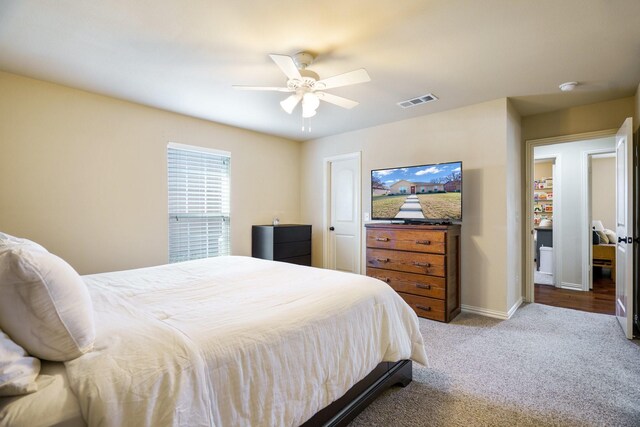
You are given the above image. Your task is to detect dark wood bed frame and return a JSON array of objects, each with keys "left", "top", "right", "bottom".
[{"left": 301, "top": 360, "right": 412, "bottom": 427}]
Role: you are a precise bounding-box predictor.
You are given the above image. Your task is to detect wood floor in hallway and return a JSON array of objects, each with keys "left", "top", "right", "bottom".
[{"left": 534, "top": 269, "right": 616, "bottom": 315}]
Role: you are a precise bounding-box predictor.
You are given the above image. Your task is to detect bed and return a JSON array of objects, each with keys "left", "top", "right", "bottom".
[
  {"left": 0, "top": 252, "right": 427, "bottom": 427},
  {"left": 593, "top": 243, "right": 616, "bottom": 280}
]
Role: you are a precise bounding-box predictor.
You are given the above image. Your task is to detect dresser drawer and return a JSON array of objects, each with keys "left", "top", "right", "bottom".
[
  {"left": 366, "top": 229, "right": 445, "bottom": 254},
  {"left": 274, "top": 241, "right": 311, "bottom": 259},
  {"left": 273, "top": 225, "right": 311, "bottom": 243},
  {"left": 367, "top": 248, "right": 445, "bottom": 276},
  {"left": 367, "top": 267, "right": 446, "bottom": 299},
  {"left": 398, "top": 292, "right": 446, "bottom": 322},
  {"left": 279, "top": 255, "right": 311, "bottom": 266}
]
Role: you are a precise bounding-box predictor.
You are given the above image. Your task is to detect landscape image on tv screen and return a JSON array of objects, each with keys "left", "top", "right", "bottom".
[{"left": 371, "top": 161, "right": 462, "bottom": 221}]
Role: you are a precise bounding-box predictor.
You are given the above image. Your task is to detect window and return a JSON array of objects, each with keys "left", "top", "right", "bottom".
[{"left": 167, "top": 143, "right": 230, "bottom": 263}]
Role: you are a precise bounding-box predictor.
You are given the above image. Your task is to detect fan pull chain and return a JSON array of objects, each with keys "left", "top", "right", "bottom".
[{"left": 301, "top": 117, "right": 312, "bottom": 133}]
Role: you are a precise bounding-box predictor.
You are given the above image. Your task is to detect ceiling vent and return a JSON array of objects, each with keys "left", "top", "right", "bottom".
[{"left": 397, "top": 93, "right": 438, "bottom": 109}]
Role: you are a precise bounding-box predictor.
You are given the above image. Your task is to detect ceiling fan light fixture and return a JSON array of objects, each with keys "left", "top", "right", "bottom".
[
  {"left": 302, "top": 92, "right": 320, "bottom": 118},
  {"left": 280, "top": 94, "right": 302, "bottom": 114},
  {"left": 235, "top": 52, "right": 370, "bottom": 122}
]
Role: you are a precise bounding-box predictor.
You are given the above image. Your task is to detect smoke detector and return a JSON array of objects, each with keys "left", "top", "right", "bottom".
[{"left": 559, "top": 82, "right": 578, "bottom": 92}]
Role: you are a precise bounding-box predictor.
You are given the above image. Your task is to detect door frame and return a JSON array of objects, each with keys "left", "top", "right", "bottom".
[
  {"left": 322, "top": 151, "right": 362, "bottom": 272},
  {"left": 524, "top": 129, "right": 617, "bottom": 302},
  {"left": 583, "top": 149, "right": 616, "bottom": 291}
]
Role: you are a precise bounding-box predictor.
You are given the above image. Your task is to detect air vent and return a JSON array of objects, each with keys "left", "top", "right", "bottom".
[{"left": 397, "top": 93, "right": 439, "bottom": 109}]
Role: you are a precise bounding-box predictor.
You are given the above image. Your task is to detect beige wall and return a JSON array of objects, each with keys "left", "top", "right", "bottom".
[
  {"left": 522, "top": 97, "right": 635, "bottom": 141},
  {"left": 534, "top": 161, "right": 553, "bottom": 180},
  {"left": 0, "top": 71, "right": 301, "bottom": 274},
  {"left": 301, "top": 98, "right": 515, "bottom": 316},
  {"left": 506, "top": 100, "right": 523, "bottom": 312},
  {"left": 591, "top": 156, "right": 616, "bottom": 231}
]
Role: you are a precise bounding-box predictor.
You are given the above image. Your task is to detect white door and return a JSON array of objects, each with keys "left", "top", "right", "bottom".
[
  {"left": 615, "top": 117, "right": 634, "bottom": 339},
  {"left": 326, "top": 153, "right": 361, "bottom": 273}
]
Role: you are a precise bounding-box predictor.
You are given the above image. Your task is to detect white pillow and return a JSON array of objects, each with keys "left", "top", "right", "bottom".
[
  {"left": 0, "top": 232, "right": 48, "bottom": 253},
  {"left": 0, "top": 330, "right": 40, "bottom": 396},
  {"left": 603, "top": 229, "right": 616, "bottom": 245},
  {"left": 0, "top": 247, "right": 95, "bottom": 361},
  {"left": 595, "top": 230, "right": 609, "bottom": 244}
]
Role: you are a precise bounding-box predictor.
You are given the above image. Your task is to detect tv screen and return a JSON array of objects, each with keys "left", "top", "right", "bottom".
[{"left": 371, "top": 161, "right": 462, "bottom": 222}]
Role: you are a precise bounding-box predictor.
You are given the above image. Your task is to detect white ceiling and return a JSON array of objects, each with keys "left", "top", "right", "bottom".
[{"left": 1, "top": 0, "right": 639, "bottom": 141}]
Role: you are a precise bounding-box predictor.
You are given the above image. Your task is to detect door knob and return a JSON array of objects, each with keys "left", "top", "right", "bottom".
[{"left": 329, "top": 226, "right": 335, "bottom": 231}]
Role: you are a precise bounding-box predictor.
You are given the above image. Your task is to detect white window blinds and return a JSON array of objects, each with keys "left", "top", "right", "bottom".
[{"left": 167, "top": 143, "right": 230, "bottom": 263}]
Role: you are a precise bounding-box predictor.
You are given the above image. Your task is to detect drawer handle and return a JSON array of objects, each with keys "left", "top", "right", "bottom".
[
  {"left": 382, "top": 277, "right": 391, "bottom": 283},
  {"left": 414, "top": 261, "right": 431, "bottom": 267},
  {"left": 376, "top": 258, "right": 390, "bottom": 263},
  {"left": 415, "top": 283, "right": 431, "bottom": 290},
  {"left": 375, "top": 237, "right": 390, "bottom": 242},
  {"left": 416, "top": 240, "right": 431, "bottom": 245},
  {"left": 416, "top": 305, "right": 432, "bottom": 312}
]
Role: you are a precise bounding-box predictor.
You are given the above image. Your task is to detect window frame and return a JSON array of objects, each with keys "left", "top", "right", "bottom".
[{"left": 167, "top": 142, "right": 231, "bottom": 263}]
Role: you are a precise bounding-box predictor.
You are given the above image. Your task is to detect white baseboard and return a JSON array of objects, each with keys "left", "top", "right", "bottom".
[
  {"left": 560, "top": 282, "right": 582, "bottom": 290},
  {"left": 507, "top": 297, "right": 523, "bottom": 318},
  {"left": 461, "top": 298, "right": 523, "bottom": 320},
  {"left": 461, "top": 305, "right": 509, "bottom": 320}
]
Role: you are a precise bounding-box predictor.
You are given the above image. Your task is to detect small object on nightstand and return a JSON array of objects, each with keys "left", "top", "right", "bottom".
[{"left": 273, "top": 217, "right": 280, "bottom": 226}]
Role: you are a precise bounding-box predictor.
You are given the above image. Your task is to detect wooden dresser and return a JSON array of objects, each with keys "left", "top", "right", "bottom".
[
  {"left": 252, "top": 224, "right": 312, "bottom": 266},
  {"left": 365, "top": 223, "right": 461, "bottom": 323}
]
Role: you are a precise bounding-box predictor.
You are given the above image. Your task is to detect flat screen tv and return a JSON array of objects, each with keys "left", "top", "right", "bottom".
[{"left": 371, "top": 161, "right": 462, "bottom": 222}]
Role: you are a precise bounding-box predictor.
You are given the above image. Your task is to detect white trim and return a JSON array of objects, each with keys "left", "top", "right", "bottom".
[
  {"left": 461, "top": 304, "right": 510, "bottom": 320},
  {"left": 524, "top": 129, "right": 618, "bottom": 303},
  {"left": 560, "top": 282, "right": 582, "bottom": 290},
  {"left": 552, "top": 160, "right": 561, "bottom": 289},
  {"left": 524, "top": 146, "right": 535, "bottom": 301},
  {"left": 507, "top": 297, "right": 524, "bottom": 318},
  {"left": 527, "top": 129, "right": 617, "bottom": 146},
  {"left": 322, "top": 152, "right": 362, "bottom": 273},
  {"left": 461, "top": 298, "right": 522, "bottom": 320},
  {"left": 167, "top": 142, "right": 231, "bottom": 157}
]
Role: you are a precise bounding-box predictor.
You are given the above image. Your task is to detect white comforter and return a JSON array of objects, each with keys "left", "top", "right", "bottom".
[{"left": 65, "top": 256, "right": 428, "bottom": 427}]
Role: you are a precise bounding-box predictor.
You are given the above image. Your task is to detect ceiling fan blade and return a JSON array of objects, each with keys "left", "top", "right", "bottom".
[
  {"left": 316, "top": 68, "right": 370, "bottom": 90},
  {"left": 269, "top": 54, "right": 302, "bottom": 80},
  {"left": 280, "top": 94, "right": 302, "bottom": 114},
  {"left": 232, "top": 85, "right": 292, "bottom": 92},
  {"left": 316, "top": 92, "right": 359, "bottom": 109}
]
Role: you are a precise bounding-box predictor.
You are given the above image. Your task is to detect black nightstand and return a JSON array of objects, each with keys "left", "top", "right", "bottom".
[{"left": 251, "top": 224, "right": 311, "bottom": 266}]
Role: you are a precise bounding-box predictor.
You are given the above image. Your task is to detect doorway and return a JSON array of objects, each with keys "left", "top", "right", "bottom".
[
  {"left": 525, "top": 131, "right": 617, "bottom": 315},
  {"left": 532, "top": 157, "right": 556, "bottom": 287},
  {"left": 589, "top": 152, "right": 616, "bottom": 300}
]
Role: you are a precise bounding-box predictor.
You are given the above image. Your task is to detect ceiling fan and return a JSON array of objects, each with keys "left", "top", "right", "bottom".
[{"left": 233, "top": 52, "right": 371, "bottom": 119}]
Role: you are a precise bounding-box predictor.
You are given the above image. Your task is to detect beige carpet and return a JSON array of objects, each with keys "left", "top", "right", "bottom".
[{"left": 350, "top": 303, "right": 640, "bottom": 426}]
